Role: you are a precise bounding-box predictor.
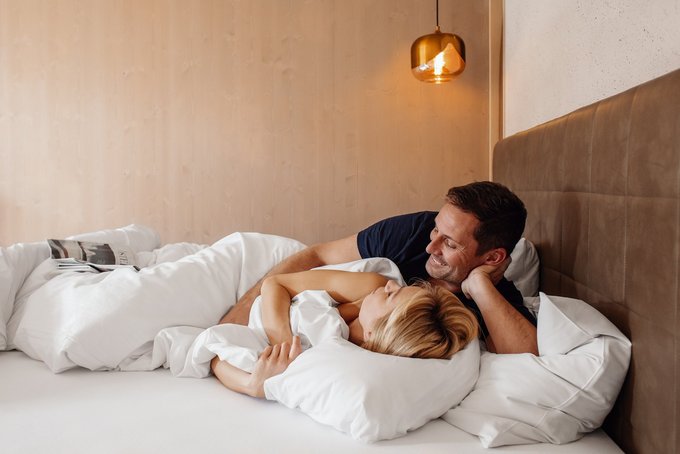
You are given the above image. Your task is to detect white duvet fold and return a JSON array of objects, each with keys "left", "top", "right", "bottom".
[
  {"left": 8, "top": 231, "right": 306, "bottom": 372},
  {"left": 0, "top": 242, "right": 50, "bottom": 350},
  {"left": 1, "top": 224, "right": 161, "bottom": 351},
  {"left": 121, "top": 259, "right": 403, "bottom": 377},
  {"left": 124, "top": 290, "right": 351, "bottom": 377}
]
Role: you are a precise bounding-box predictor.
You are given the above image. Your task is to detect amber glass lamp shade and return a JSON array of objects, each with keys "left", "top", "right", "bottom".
[{"left": 411, "top": 26, "right": 465, "bottom": 83}]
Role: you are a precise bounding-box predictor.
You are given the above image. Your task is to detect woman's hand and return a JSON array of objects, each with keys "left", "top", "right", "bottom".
[{"left": 248, "top": 336, "right": 302, "bottom": 398}]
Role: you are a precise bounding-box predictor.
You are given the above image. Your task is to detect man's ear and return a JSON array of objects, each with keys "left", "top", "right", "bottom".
[{"left": 483, "top": 248, "right": 507, "bottom": 266}]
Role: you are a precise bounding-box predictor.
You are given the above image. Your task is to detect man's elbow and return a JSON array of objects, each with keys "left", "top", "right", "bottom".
[
  {"left": 524, "top": 341, "right": 539, "bottom": 356},
  {"left": 486, "top": 333, "right": 538, "bottom": 355}
]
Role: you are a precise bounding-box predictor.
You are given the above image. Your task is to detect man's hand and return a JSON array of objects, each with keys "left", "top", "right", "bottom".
[
  {"left": 248, "top": 336, "right": 302, "bottom": 398},
  {"left": 461, "top": 257, "right": 511, "bottom": 299},
  {"left": 460, "top": 257, "right": 538, "bottom": 355}
]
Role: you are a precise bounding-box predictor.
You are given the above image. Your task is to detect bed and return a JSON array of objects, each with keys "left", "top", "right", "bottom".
[{"left": 3, "top": 69, "right": 678, "bottom": 453}]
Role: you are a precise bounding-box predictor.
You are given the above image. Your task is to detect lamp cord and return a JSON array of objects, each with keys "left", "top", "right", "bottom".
[{"left": 436, "top": 0, "right": 439, "bottom": 28}]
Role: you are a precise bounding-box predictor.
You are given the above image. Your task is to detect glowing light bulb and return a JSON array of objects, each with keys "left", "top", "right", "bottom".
[{"left": 433, "top": 50, "right": 445, "bottom": 76}]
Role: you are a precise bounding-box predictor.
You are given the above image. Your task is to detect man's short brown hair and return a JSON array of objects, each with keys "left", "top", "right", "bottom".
[{"left": 446, "top": 181, "right": 527, "bottom": 256}]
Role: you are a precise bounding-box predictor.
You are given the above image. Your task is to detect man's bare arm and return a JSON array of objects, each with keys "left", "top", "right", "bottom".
[
  {"left": 218, "top": 234, "right": 361, "bottom": 325},
  {"left": 461, "top": 265, "right": 538, "bottom": 355}
]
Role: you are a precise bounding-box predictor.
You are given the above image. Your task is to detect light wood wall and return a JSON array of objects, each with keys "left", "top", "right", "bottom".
[{"left": 0, "top": 0, "right": 491, "bottom": 246}]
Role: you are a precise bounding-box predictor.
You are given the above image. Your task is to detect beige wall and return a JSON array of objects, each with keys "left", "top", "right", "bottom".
[
  {"left": 0, "top": 0, "right": 491, "bottom": 246},
  {"left": 503, "top": 0, "right": 680, "bottom": 136}
]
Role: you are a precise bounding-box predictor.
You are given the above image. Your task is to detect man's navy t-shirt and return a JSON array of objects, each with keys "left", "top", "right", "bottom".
[{"left": 356, "top": 211, "right": 536, "bottom": 336}]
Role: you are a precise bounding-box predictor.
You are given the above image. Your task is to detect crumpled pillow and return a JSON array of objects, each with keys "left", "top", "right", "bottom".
[
  {"left": 505, "top": 237, "right": 540, "bottom": 297},
  {"left": 443, "top": 293, "right": 631, "bottom": 447}
]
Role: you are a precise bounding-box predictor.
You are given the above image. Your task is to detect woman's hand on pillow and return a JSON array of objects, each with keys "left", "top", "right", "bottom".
[{"left": 250, "top": 336, "right": 303, "bottom": 398}]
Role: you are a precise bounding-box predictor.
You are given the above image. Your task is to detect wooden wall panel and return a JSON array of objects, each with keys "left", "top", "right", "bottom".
[{"left": 0, "top": 0, "right": 490, "bottom": 246}]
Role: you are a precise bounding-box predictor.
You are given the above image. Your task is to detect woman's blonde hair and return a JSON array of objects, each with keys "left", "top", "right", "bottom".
[{"left": 362, "top": 282, "right": 478, "bottom": 359}]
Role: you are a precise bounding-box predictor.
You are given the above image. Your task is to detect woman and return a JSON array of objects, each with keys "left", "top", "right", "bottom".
[{"left": 211, "top": 270, "right": 478, "bottom": 398}]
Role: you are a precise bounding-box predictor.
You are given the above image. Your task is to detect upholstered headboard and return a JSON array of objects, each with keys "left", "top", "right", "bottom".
[{"left": 493, "top": 68, "right": 680, "bottom": 454}]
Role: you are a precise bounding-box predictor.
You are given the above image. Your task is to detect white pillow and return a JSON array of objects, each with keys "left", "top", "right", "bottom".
[
  {"left": 505, "top": 237, "right": 540, "bottom": 297},
  {"left": 264, "top": 337, "right": 480, "bottom": 443},
  {"left": 443, "top": 293, "right": 631, "bottom": 447}
]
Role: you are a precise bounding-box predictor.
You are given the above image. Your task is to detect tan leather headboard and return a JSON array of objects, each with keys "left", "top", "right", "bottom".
[{"left": 493, "top": 68, "right": 680, "bottom": 454}]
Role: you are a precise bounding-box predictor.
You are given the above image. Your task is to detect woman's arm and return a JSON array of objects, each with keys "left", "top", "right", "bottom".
[
  {"left": 210, "top": 356, "right": 255, "bottom": 396},
  {"left": 260, "top": 275, "right": 297, "bottom": 345},
  {"left": 211, "top": 337, "right": 302, "bottom": 398},
  {"left": 260, "top": 270, "right": 388, "bottom": 345}
]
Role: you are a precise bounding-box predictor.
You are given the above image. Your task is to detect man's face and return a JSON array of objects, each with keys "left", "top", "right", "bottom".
[{"left": 425, "top": 203, "right": 487, "bottom": 291}]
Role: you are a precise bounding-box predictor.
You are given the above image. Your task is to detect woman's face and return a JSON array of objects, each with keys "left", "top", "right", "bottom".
[{"left": 359, "top": 280, "right": 418, "bottom": 339}]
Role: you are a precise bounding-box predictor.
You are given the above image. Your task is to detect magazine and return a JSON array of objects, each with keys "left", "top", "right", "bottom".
[{"left": 48, "top": 239, "right": 139, "bottom": 273}]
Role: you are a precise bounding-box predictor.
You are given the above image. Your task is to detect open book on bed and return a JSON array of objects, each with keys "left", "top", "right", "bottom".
[{"left": 47, "top": 238, "right": 139, "bottom": 272}]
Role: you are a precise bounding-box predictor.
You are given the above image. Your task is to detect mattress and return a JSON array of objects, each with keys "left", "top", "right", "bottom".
[{"left": 1, "top": 351, "right": 623, "bottom": 454}]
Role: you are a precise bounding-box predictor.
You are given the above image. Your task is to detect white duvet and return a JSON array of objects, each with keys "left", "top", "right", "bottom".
[
  {"left": 2, "top": 225, "right": 404, "bottom": 376},
  {"left": 4, "top": 226, "right": 309, "bottom": 372},
  {"left": 126, "top": 257, "right": 404, "bottom": 377},
  {"left": 138, "top": 288, "right": 362, "bottom": 377}
]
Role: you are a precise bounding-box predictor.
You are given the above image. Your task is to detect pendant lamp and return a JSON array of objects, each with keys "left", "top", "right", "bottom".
[{"left": 410, "top": 0, "right": 465, "bottom": 83}]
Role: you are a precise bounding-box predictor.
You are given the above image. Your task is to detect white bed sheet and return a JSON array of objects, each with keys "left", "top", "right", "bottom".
[{"left": 1, "top": 351, "right": 623, "bottom": 454}]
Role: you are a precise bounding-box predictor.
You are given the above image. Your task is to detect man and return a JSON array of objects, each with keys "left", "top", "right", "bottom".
[{"left": 220, "top": 181, "right": 538, "bottom": 355}]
